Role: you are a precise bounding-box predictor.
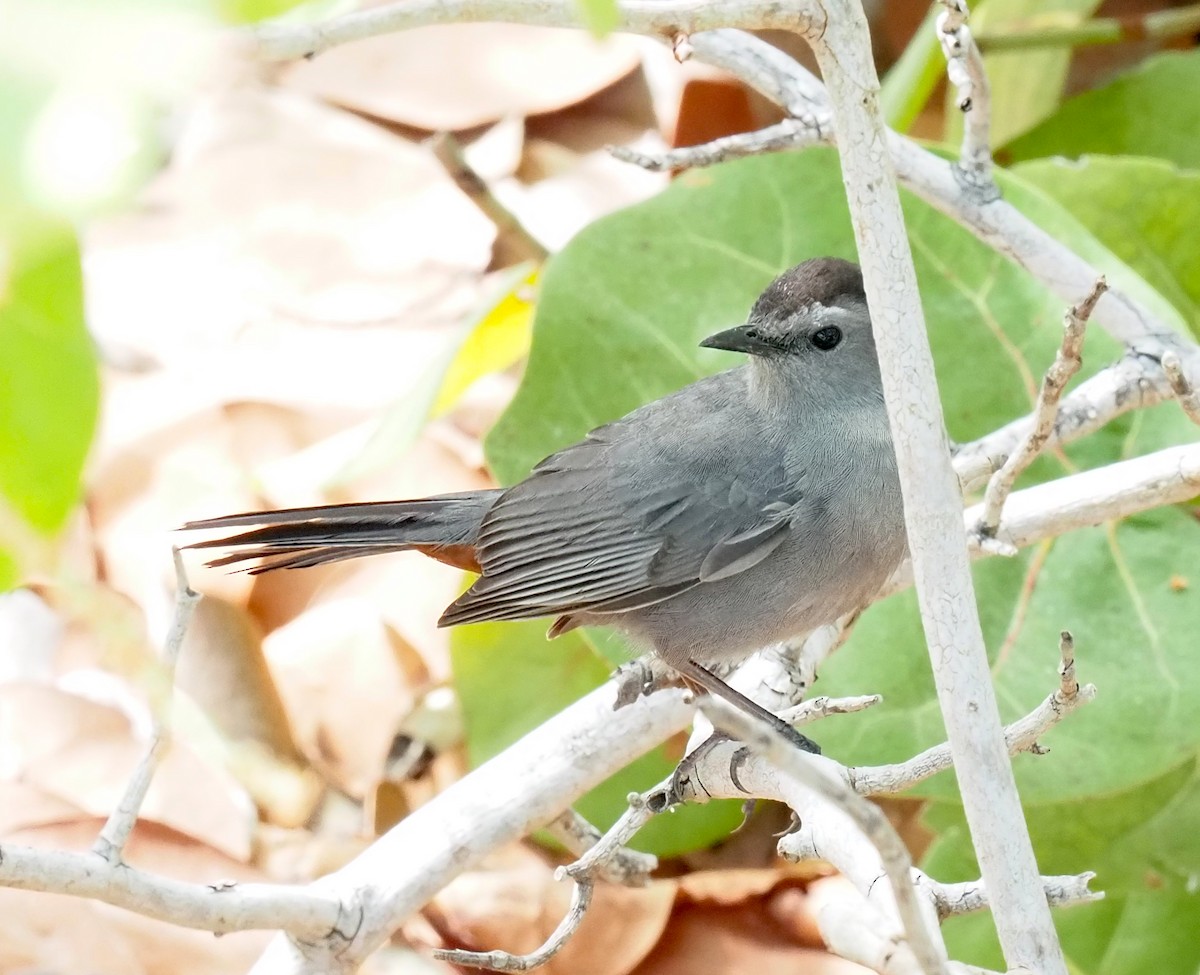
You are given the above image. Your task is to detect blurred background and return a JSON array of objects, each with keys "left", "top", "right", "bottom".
[{"left": 1, "top": 0, "right": 1198, "bottom": 972}]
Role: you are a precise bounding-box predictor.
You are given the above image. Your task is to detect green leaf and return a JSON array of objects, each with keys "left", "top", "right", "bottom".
[
  {"left": 573, "top": 0, "right": 619, "bottom": 37},
  {"left": 449, "top": 618, "right": 744, "bottom": 857},
  {"left": 948, "top": 0, "right": 1104, "bottom": 147},
  {"left": 922, "top": 758, "right": 1200, "bottom": 896},
  {"left": 477, "top": 145, "right": 1199, "bottom": 877},
  {"left": 0, "top": 206, "right": 98, "bottom": 585},
  {"left": 880, "top": 7, "right": 944, "bottom": 132},
  {"left": 939, "top": 892, "right": 1200, "bottom": 975},
  {"left": 1003, "top": 50, "right": 1200, "bottom": 167},
  {"left": 216, "top": 0, "right": 322, "bottom": 24},
  {"left": 1014, "top": 156, "right": 1200, "bottom": 336}
]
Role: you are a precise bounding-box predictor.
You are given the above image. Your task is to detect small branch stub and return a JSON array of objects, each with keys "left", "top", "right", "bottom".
[
  {"left": 672, "top": 31, "right": 694, "bottom": 62},
  {"left": 936, "top": 0, "right": 993, "bottom": 180},
  {"left": 1162, "top": 349, "right": 1200, "bottom": 426},
  {"left": 93, "top": 547, "right": 201, "bottom": 865}
]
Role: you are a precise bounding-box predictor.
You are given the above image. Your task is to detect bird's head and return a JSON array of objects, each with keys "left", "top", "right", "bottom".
[{"left": 700, "top": 258, "right": 878, "bottom": 384}]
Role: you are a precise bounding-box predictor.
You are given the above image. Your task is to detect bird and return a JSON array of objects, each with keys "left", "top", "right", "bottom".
[{"left": 184, "top": 258, "right": 907, "bottom": 752}]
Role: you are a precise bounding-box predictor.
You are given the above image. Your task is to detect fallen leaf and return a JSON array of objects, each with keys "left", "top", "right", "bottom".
[
  {"left": 432, "top": 843, "right": 677, "bottom": 975},
  {"left": 263, "top": 598, "right": 424, "bottom": 796},
  {"left": 0, "top": 683, "right": 255, "bottom": 860},
  {"left": 630, "top": 900, "right": 869, "bottom": 975},
  {"left": 284, "top": 25, "right": 643, "bottom": 131}
]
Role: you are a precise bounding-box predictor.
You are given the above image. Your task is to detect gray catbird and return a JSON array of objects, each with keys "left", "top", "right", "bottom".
[{"left": 185, "top": 258, "right": 907, "bottom": 751}]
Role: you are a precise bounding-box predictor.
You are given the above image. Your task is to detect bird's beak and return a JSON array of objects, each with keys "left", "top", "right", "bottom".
[{"left": 699, "top": 323, "right": 779, "bottom": 357}]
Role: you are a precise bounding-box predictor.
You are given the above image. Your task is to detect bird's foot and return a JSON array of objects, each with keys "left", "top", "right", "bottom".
[{"left": 612, "top": 656, "right": 675, "bottom": 710}]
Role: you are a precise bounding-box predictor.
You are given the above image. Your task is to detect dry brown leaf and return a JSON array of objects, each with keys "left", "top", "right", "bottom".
[
  {"left": 0, "top": 818, "right": 270, "bottom": 975},
  {"left": 463, "top": 116, "right": 527, "bottom": 182},
  {"left": 263, "top": 599, "right": 425, "bottom": 796},
  {"left": 284, "top": 25, "right": 643, "bottom": 131},
  {"left": 178, "top": 596, "right": 301, "bottom": 762},
  {"left": 677, "top": 867, "right": 798, "bottom": 906},
  {"left": 0, "top": 780, "right": 86, "bottom": 835},
  {"left": 0, "top": 683, "right": 254, "bottom": 861},
  {"left": 431, "top": 844, "right": 677, "bottom": 975},
  {"left": 84, "top": 87, "right": 495, "bottom": 509},
  {"left": 631, "top": 900, "right": 869, "bottom": 975},
  {"left": 766, "top": 885, "right": 826, "bottom": 950},
  {"left": 89, "top": 405, "right": 262, "bottom": 609},
  {"left": 255, "top": 819, "right": 372, "bottom": 882}
]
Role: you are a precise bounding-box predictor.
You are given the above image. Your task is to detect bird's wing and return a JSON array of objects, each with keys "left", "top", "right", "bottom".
[{"left": 438, "top": 404, "right": 805, "bottom": 627}]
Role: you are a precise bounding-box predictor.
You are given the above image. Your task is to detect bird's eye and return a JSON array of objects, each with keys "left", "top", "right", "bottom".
[{"left": 810, "top": 326, "right": 842, "bottom": 351}]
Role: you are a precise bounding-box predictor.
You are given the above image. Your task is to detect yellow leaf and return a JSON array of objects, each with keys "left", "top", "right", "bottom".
[{"left": 431, "top": 267, "right": 537, "bottom": 418}]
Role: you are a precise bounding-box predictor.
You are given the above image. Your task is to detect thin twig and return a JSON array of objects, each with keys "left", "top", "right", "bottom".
[
  {"left": 433, "top": 879, "right": 593, "bottom": 972},
  {"left": 811, "top": 885, "right": 930, "bottom": 975},
  {"left": 954, "top": 351, "right": 1175, "bottom": 494},
  {"left": 542, "top": 809, "right": 656, "bottom": 886},
  {"left": 776, "top": 693, "right": 882, "bottom": 727},
  {"left": 849, "top": 630, "right": 1096, "bottom": 795},
  {"left": 610, "top": 119, "right": 816, "bottom": 171},
  {"left": 560, "top": 788, "right": 666, "bottom": 882},
  {"left": 924, "top": 871, "right": 1101, "bottom": 920},
  {"left": 93, "top": 548, "right": 201, "bottom": 865},
  {"left": 429, "top": 131, "right": 548, "bottom": 267},
  {"left": 977, "top": 277, "right": 1108, "bottom": 540},
  {"left": 699, "top": 697, "right": 950, "bottom": 975},
  {"left": 936, "top": 0, "right": 992, "bottom": 182},
  {"left": 1162, "top": 350, "right": 1200, "bottom": 426}
]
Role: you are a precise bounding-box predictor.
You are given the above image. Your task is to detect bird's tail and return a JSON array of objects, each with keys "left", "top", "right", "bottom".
[{"left": 182, "top": 490, "right": 503, "bottom": 574}]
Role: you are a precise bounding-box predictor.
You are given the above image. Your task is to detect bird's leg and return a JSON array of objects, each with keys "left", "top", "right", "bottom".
[{"left": 675, "top": 658, "right": 821, "bottom": 755}]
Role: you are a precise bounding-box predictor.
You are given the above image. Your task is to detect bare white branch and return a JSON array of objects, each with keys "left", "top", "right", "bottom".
[
  {"left": 542, "top": 809, "right": 656, "bottom": 886},
  {"left": 977, "top": 277, "right": 1108, "bottom": 538},
  {"left": 93, "top": 547, "right": 201, "bottom": 865},
  {"left": 251, "top": 0, "right": 824, "bottom": 62},
  {"left": 925, "top": 871, "right": 1101, "bottom": 921},
  {"left": 0, "top": 842, "right": 344, "bottom": 938},
  {"left": 559, "top": 788, "right": 666, "bottom": 883},
  {"left": 698, "top": 696, "right": 950, "bottom": 975},
  {"left": 935, "top": 0, "right": 993, "bottom": 181},
  {"left": 810, "top": 4, "right": 1067, "bottom": 968},
  {"left": 969, "top": 443, "right": 1200, "bottom": 554},
  {"left": 814, "top": 886, "right": 932, "bottom": 975}
]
